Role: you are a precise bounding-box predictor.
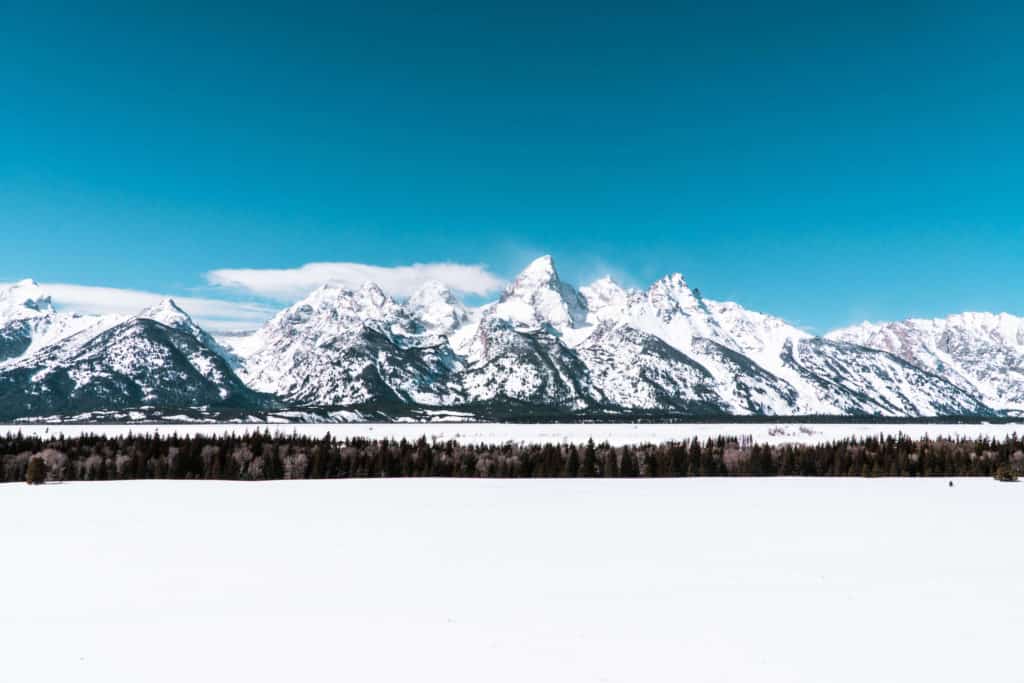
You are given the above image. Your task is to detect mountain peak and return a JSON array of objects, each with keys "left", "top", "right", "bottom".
[
  {"left": 138, "top": 297, "right": 193, "bottom": 327},
  {"left": 648, "top": 272, "right": 703, "bottom": 311},
  {"left": 580, "top": 276, "right": 629, "bottom": 321},
  {"left": 492, "top": 255, "right": 586, "bottom": 330},
  {"left": 410, "top": 279, "right": 454, "bottom": 300},
  {"left": 159, "top": 297, "right": 185, "bottom": 313},
  {"left": 583, "top": 275, "right": 625, "bottom": 297},
  {"left": 301, "top": 282, "right": 354, "bottom": 305},
  {"left": 651, "top": 272, "right": 689, "bottom": 291},
  {"left": 0, "top": 279, "right": 54, "bottom": 318},
  {"left": 409, "top": 280, "right": 459, "bottom": 309},
  {"left": 283, "top": 280, "right": 403, "bottom": 328},
  {"left": 513, "top": 255, "right": 559, "bottom": 286},
  {"left": 408, "top": 281, "right": 467, "bottom": 332},
  {"left": 354, "top": 282, "right": 401, "bottom": 317}
]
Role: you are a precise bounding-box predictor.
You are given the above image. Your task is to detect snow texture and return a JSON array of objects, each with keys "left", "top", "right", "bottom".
[
  {"left": 4, "top": 259, "right": 1024, "bottom": 420},
  {"left": 2, "top": 478, "right": 1022, "bottom": 683},
  {"left": 6, "top": 421, "right": 1024, "bottom": 446},
  {"left": 829, "top": 312, "right": 1024, "bottom": 414}
]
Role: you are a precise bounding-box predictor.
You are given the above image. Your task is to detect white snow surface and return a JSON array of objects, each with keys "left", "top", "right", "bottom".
[
  {"left": 3, "top": 478, "right": 1022, "bottom": 683},
  {"left": 4, "top": 421, "right": 1024, "bottom": 446}
]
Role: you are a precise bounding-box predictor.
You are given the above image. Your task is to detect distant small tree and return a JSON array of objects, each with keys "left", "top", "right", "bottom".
[
  {"left": 994, "top": 465, "right": 1018, "bottom": 483},
  {"left": 581, "top": 439, "right": 597, "bottom": 477},
  {"left": 565, "top": 445, "right": 579, "bottom": 477},
  {"left": 620, "top": 447, "right": 637, "bottom": 477},
  {"left": 26, "top": 456, "right": 47, "bottom": 485}
]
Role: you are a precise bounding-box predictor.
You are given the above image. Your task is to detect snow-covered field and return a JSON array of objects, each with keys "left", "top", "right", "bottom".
[
  {"left": 3, "top": 478, "right": 1021, "bottom": 682},
  {"left": 4, "top": 421, "right": 1024, "bottom": 445}
]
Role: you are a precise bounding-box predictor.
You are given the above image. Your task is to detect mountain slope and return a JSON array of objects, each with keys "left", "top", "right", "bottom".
[
  {"left": 213, "top": 256, "right": 1013, "bottom": 419},
  {"left": 0, "top": 264, "right": 1013, "bottom": 421},
  {"left": 0, "top": 280, "right": 118, "bottom": 363},
  {"left": 0, "top": 300, "right": 267, "bottom": 421},
  {"left": 828, "top": 313, "right": 1024, "bottom": 414},
  {"left": 235, "top": 283, "right": 465, "bottom": 408},
  {"left": 575, "top": 322, "right": 725, "bottom": 414}
]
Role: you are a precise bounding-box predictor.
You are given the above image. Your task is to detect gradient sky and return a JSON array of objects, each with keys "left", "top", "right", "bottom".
[{"left": 2, "top": 1, "right": 1022, "bottom": 332}]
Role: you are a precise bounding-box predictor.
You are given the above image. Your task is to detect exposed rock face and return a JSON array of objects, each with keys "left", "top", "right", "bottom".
[{"left": 0, "top": 261, "right": 1010, "bottom": 421}]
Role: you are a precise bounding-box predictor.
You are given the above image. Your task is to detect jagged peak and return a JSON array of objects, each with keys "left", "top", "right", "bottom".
[
  {"left": 649, "top": 272, "right": 691, "bottom": 293},
  {"left": 409, "top": 279, "right": 456, "bottom": 303},
  {"left": 580, "top": 276, "right": 630, "bottom": 321},
  {"left": 137, "top": 297, "right": 196, "bottom": 329},
  {"left": 271, "top": 280, "right": 403, "bottom": 331},
  {"left": 406, "top": 280, "right": 467, "bottom": 332},
  {"left": 590, "top": 274, "right": 619, "bottom": 287},
  {"left": 828, "top": 310, "right": 1024, "bottom": 348},
  {"left": 295, "top": 282, "right": 369, "bottom": 310},
  {"left": 581, "top": 275, "right": 626, "bottom": 298},
  {"left": 647, "top": 272, "right": 704, "bottom": 313},
  {"left": 0, "top": 278, "right": 55, "bottom": 317},
  {"left": 305, "top": 280, "right": 392, "bottom": 304},
  {"left": 507, "top": 255, "right": 560, "bottom": 292},
  {"left": 149, "top": 297, "right": 187, "bottom": 314},
  {"left": 305, "top": 281, "right": 354, "bottom": 300},
  {"left": 492, "top": 255, "right": 587, "bottom": 330},
  {"left": 408, "top": 280, "right": 461, "bottom": 310},
  {"left": 521, "top": 254, "right": 557, "bottom": 276}
]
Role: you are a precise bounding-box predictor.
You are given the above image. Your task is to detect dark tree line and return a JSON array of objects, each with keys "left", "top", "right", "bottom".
[{"left": 4, "top": 430, "right": 1024, "bottom": 483}]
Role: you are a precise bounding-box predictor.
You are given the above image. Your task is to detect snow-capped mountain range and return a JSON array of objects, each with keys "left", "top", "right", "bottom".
[{"left": 1, "top": 258, "right": 1021, "bottom": 422}]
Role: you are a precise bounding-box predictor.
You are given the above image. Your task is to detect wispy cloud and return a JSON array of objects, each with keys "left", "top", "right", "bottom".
[
  {"left": 24, "top": 283, "right": 276, "bottom": 332},
  {"left": 205, "top": 261, "right": 506, "bottom": 301}
]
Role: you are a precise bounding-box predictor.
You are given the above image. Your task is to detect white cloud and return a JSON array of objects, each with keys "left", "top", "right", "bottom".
[
  {"left": 30, "top": 283, "right": 276, "bottom": 332},
  {"left": 205, "top": 261, "right": 505, "bottom": 301}
]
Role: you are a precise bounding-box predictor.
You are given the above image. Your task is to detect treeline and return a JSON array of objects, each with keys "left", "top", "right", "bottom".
[{"left": 4, "top": 430, "right": 1024, "bottom": 483}]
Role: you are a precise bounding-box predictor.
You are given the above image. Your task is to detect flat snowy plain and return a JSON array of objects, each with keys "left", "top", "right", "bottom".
[
  {"left": 3, "top": 478, "right": 1022, "bottom": 682},
  {"left": 5, "top": 421, "right": 1024, "bottom": 445}
]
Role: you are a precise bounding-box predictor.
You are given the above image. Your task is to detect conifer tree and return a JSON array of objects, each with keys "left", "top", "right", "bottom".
[
  {"left": 566, "top": 445, "right": 580, "bottom": 477},
  {"left": 581, "top": 439, "right": 597, "bottom": 477},
  {"left": 25, "top": 455, "right": 47, "bottom": 485}
]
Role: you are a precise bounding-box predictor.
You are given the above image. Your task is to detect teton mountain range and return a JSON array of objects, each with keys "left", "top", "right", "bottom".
[{"left": 1, "top": 256, "right": 1022, "bottom": 422}]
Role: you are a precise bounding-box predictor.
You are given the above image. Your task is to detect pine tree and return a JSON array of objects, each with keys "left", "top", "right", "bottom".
[
  {"left": 620, "top": 447, "right": 637, "bottom": 477},
  {"left": 604, "top": 449, "right": 619, "bottom": 477},
  {"left": 670, "top": 445, "right": 685, "bottom": 476},
  {"left": 565, "top": 445, "right": 580, "bottom": 477},
  {"left": 581, "top": 439, "right": 597, "bottom": 477},
  {"left": 25, "top": 456, "right": 47, "bottom": 485}
]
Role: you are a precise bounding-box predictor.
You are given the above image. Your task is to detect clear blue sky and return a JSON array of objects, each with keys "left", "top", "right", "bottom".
[{"left": 2, "top": 1, "right": 1022, "bottom": 331}]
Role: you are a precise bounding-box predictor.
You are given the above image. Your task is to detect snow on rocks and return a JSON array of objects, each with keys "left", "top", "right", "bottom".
[{"left": 1, "top": 259, "right": 1019, "bottom": 421}]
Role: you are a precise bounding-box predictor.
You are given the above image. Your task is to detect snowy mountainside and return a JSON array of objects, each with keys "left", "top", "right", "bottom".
[
  {"left": 232, "top": 282, "right": 465, "bottom": 408},
  {"left": 224, "top": 254, "right": 992, "bottom": 418},
  {"left": 574, "top": 322, "right": 724, "bottom": 413},
  {"left": 0, "top": 294, "right": 267, "bottom": 421},
  {"left": 0, "top": 261, "right": 1015, "bottom": 421},
  {"left": 827, "top": 312, "right": 1024, "bottom": 415},
  {"left": 0, "top": 279, "right": 119, "bottom": 363}
]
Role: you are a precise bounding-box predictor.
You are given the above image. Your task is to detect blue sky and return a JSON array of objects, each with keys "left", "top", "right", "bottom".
[{"left": 2, "top": 2, "right": 1022, "bottom": 331}]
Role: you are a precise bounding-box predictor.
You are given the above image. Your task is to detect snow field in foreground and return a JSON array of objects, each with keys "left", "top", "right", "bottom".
[
  {"left": 2, "top": 478, "right": 1022, "bottom": 683},
  {"left": 5, "top": 421, "right": 1024, "bottom": 446}
]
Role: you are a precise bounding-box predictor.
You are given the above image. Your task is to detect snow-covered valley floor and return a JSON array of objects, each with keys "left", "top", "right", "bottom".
[
  {"left": 5, "top": 421, "right": 1024, "bottom": 446},
  {"left": 3, "top": 478, "right": 1022, "bottom": 682}
]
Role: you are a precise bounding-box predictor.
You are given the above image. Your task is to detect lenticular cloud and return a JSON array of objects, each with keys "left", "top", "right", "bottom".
[{"left": 205, "top": 261, "right": 505, "bottom": 301}]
